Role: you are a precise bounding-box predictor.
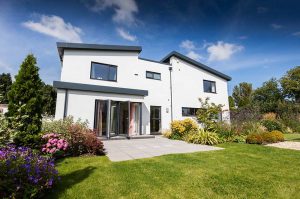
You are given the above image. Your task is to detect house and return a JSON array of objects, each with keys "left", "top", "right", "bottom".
[
  {"left": 0, "top": 104, "right": 8, "bottom": 114},
  {"left": 54, "top": 42, "right": 231, "bottom": 138}
]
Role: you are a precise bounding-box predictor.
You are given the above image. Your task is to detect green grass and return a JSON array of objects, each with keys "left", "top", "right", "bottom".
[
  {"left": 284, "top": 133, "right": 300, "bottom": 142},
  {"left": 47, "top": 143, "right": 300, "bottom": 199}
]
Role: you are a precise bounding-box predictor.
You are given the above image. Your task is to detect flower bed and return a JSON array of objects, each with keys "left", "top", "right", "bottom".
[{"left": 0, "top": 145, "right": 59, "bottom": 198}]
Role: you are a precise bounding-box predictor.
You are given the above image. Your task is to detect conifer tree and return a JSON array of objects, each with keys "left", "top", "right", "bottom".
[{"left": 7, "top": 54, "right": 43, "bottom": 148}]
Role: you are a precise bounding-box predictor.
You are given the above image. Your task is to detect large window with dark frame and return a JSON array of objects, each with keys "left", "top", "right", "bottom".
[
  {"left": 182, "top": 107, "right": 199, "bottom": 116},
  {"left": 90, "top": 62, "right": 117, "bottom": 81},
  {"left": 146, "top": 71, "right": 161, "bottom": 80},
  {"left": 203, "top": 80, "right": 216, "bottom": 93}
]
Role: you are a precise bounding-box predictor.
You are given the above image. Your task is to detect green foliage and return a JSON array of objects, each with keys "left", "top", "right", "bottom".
[
  {"left": 280, "top": 66, "right": 300, "bottom": 103},
  {"left": 184, "top": 128, "right": 219, "bottom": 145},
  {"left": 170, "top": 118, "right": 198, "bottom": 139},
  {"left": 67, "top": 124, "right": 105, "bottom": 156},
  {"left": 42, "top": 116, "right": 89, "bottom": 139},
  {"left": 42, "top": 117, "right": 104, "bottom": 156},
  {"left": 246, "top": 133, "right": 263, "bottom": 144},
  {"left": 232, "top": 82, "right": 253, "bottom": 107},
  {"left": 6, "top": 54, "right": 43, "bottom": 148},
  {"left": 0, "top": 114, "right": 10, "bottom": 146},
  {"left": 252, "top": 78, "right": 283, "bottom": 113},
  {"left": 228, "top": 96, "right": 235, "bottom": 110},
  {"left": 0, "top": 73, "right": 12, "bottom": 104},
  {"left": 41, "top": 83, "right": 56, "bottom": 116},
  {"left": 246, "top": 130, "right": 284, "bottom": 145},
  {"left": 261, "top": 119, "right": 283, "bottom": 132},
  {"left": 196, "top": 97, "right": 223, "bottom": 131}
]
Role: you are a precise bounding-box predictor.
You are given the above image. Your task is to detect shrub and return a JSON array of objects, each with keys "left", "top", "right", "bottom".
[
  {"left": 162, "top": 129, "right": 172, "bottom": 138},
  {"left": 42, "top": 116, "right": 89, "bottom": 139},
  {"left": 261, "top": 119, "right": 283, "bottom": 132},
  {"left": 42, "top": 133, "right": 68, "bottom": 158},
  {"left": 246, "top": 133, "right": 263, "bottom": 144},
  {"left": 0, "top": 114, "right": 10, "bottom": 146},
  {"left": 184, "top": 129, "right": 219, "bottom": 145},
  {"left": 262, "top": 112, "right": 277, "bottom": 121},
  {"left": 7, "top": 54, "right": 43, "bottom": 148},
  {"left": 214, "top": 122, "right": 234, "bottom": 140},
  {"left": 170, "top": 118, "right": 198, "bottom": 139},
  {"left": 0, "top": 145, "right": 59, "bottom": 198},
  {"left": 242, "top": 121, "right": 267, "bottom": 135},
  {"left": 270, "top": 130, "right": 284, "bottom": 142},
  {"left": 67, "top": 124, "right": 104, "bottom": 156},
  {"left": 261, "top": 132, "right": 277, "bottom": 143},
  {"left": 196, "top": 97, "right": 223, "bottom": 131}
]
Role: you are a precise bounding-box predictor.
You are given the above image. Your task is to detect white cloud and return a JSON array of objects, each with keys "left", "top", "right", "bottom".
[
  {"left": 186, "top": 51, "right": 202, "bottom": 61},
  {"left": 87, "top": 0, "right": 138, "bottom": 25},
  {"left": 22, "top": 15, "right": 82, "bottom": 42},
  {"left": 180, "top": 40, "right": 196, "bottom": 50},
  {"left": 271, "top": 23, "right": 283, "bottom": 29},
  {"left": 292, "top": 31, "right": 300, "bottom": 36},
  {"left": 207, "top": 41, "right": 244, "bottom": 62},
  {"left": 116, "top": 27, "right": 136, "bottom": 41}
]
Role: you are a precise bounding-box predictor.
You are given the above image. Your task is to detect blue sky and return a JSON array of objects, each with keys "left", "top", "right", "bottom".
[{"left": 1, "top": 0, "right": 300, "bottom": 94}]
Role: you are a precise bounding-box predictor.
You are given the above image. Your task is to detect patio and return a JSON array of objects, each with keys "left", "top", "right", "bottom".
[{"left": 103, "top": 136, "right": 223, "bottom": 161}]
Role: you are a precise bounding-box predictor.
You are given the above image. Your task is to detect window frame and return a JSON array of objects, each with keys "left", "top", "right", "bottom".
[
  {"left": 203, "top": 80, "right": 216, "bottom": 93},
  {"left": 90, "top": 61, "right": 118, "bottom": 82},
  {"left": 146, "top": 71, "right": 161, "bottom": 80},
  {"left": 182, "top": 107, "right": 199, "bottom": 117}
]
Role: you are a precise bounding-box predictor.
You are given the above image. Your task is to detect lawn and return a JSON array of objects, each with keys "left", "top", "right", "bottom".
[
  {"left": 47, "top": 143, "right": 300, "bottom": 199},
  {"left": 284, "top": 133, "right": 300, "bottom": 142}
]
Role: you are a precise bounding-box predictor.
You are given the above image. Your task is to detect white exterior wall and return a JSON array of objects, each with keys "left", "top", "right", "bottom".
[
  {"left": 55, "top": 48, "right": 230, "bottom": 134},
  {"left": 56, "top": 50, "right": 172, "bottom": 134},
  {"left": 169, "top": 57, "right": 230, "bottom": 121}
]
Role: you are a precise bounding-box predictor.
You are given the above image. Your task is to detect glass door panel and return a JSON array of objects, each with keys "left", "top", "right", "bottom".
[
  {"left": 129, "top": 102, "right": 141, "bottom": 136},
  {"left": 119, "top": 101, "right": 129, "bottom": 135},
  {"left": 94, "top": 100, "right": 108, "bottom": 137},
  {"left": 150, "top": 106, "right": 161, "bottom": 133}
]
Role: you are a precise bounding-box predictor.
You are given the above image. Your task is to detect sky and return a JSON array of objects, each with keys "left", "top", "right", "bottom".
[{"left": 0, "top": 0, "right": 300, "bottom": 94}]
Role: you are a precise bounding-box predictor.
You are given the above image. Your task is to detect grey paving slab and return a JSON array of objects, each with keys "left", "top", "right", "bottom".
[{"left": 103, "top": 136, "right": 223, "bottom": 162}]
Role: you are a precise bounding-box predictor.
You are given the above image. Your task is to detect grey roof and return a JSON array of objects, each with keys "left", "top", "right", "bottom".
[
  {"left": 53, "top": 81, "right": 148, "bottom": 96},
  {"left": 160, "top": 51, "right": 232, "bottom": 81},
  {"left": 57, "top": 42, "right": 142, "bottom": 61},
  {"left": 138, "top": 57, "right": 171, "bottom": 66}
]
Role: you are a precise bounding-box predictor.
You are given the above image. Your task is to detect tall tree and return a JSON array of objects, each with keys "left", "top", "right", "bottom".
[
  {"left": 252, "top": 78, "right": 283, "bottom": 113},
  {"left": 7, "top": 54, "right": 43, "bottom": 148},
  {"left": 41, "top": 83, "right": 56, "bottom": 116},
  {"left": 232, "top": 82, "right": 253, "bottom": 107},
  {"left": 0, "top": 73, "right": 12, "bottom": 104},
  {"left": 228, "top": 96, "right": 235, "bottom": 110},
  {"left": 280, "top": 66, "right": 300, "bottom": 103}
]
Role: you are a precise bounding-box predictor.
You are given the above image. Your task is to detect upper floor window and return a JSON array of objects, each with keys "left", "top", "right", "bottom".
[
  {"left": 91, "top": 62, "right": 117, "bottom": 81},
  {"left": 146, "top": 71, "right": 161, "bottom": 80},
  {"left": 182, "top": 107, "right": 199, "bottom": 116},
  {"left": 203, "top": 80, "right": 216, "bottom": 93}
]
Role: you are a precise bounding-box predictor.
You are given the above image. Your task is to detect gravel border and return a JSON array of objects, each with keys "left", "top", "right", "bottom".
[{"left": 266, "top": 141, "right": 300, "bottom": 151}]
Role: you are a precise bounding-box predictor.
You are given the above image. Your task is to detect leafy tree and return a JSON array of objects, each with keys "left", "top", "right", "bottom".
[
  {"left": 252, "top": 78, "right": 283, "bottom": 113},
  {"left": 6, "top": 54, "right": 43, "bottom": 148},
  {"left": 196, "top": 97, "right": 223, "bottom": 131},
  {"left": 280, "top": 66, "right": 300, "bottom": 103},
  {"left": 41, "top": 83, "right": 56, "bottom": 116},
  {"left": 228, "top": 96, "right": 235, "bottom": 110},
  {"left": 232, "top": 82, "right": 253, "bottom": 107},
  {"left": 0, "top": 73, "right": 12, "bottom": 104}
]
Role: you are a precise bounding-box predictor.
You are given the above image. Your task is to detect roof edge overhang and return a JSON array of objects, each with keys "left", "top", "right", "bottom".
[
  {"left": 57, "top": 42, "right": 142, "bottom": 61},
  {"left": 53, "top": 81, "right": 148, "bottom": 96},
  {"left": 160, "top": 51, "right": 232, "bottom": 81}
]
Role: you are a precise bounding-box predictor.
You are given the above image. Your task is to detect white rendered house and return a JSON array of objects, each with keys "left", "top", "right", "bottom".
[{"left": 54, "top": 42, "right": 231, "bottom": 138}]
